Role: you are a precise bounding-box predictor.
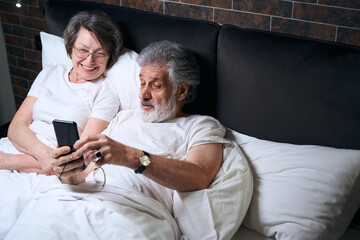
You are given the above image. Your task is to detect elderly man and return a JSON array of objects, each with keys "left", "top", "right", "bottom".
[{"left": 51, "top": 40, "right": 226, "bottom": 202}]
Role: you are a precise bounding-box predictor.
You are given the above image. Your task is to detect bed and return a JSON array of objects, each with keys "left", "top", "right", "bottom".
[{"left": 0, "top": 0, "right": 359, "bottom": 239}]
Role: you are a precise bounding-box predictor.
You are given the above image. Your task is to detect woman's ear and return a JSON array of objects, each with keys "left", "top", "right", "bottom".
[{"left": 177, "top": 82, "right": 189, "bottom": 101}]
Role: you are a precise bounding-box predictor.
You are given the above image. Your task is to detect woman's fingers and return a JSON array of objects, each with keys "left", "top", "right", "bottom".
[
  {"left": 55, "top": 157, "right": 85, "bottom": 177},
  {"left": 57, "top": 168, "right": 86, "bottom": 185},
  {"left": 49, "top": 146, "right": 82, "bottom": 176},
  {"left": 50, "top": 146, "right": 71, "bottom": 163}
]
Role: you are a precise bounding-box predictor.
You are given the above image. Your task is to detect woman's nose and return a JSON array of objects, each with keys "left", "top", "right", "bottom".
[{"left": 84, "top": 53, "right": 96, "bottom": 64}]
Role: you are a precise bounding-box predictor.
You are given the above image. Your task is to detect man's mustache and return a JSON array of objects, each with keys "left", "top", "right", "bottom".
[{"left": 141, "top": 100, "right": 155, "bottom": 107}]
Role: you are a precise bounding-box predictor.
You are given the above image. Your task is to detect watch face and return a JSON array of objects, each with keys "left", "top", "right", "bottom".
[{"left": 140, "top": 155, "right": 151, "bottom": 166}]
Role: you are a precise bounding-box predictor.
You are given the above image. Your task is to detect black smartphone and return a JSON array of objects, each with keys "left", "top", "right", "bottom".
[{"left": 52, "top": 119, "right": 85, "bottom": 170}]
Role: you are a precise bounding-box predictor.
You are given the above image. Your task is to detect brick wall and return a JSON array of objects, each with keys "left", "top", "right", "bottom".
[{"left": 1, "top": 0, "right": 360, "bottom": 108}]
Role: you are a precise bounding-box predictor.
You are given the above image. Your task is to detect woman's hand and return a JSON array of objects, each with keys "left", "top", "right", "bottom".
[
  {"left": 50, "top": 146, "right": 87, "bottom": 185},
  {"left": 36, "top": 147, "right": 55, "bottom": 175}
]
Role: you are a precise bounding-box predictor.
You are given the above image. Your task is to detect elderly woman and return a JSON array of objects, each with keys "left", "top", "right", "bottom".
[{"left": 0, "top": 10, "right": 122, "bottom": 175}]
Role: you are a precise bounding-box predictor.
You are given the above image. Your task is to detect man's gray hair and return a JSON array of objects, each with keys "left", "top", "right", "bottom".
[{"left": 137, "top": 40, "right": 200, "bottom": 103}]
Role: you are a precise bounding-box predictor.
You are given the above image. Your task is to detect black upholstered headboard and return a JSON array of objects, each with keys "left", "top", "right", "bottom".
[
  {"left": 45, "top": 0, "right": 220, "bottom": 117},
  {"left": 217, "top": 25, "right": 360, "bottom": 149},
  {"left": 45, "top": 0, "right": 360, "bottom": 150}
]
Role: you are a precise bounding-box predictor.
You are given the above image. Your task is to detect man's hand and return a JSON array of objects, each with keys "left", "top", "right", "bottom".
[
  {"left": 73, "top": 134, "right": 133, "bottom": 168},
  {"left": 73, "top": 134, "right": 223, "bottom": 192}
]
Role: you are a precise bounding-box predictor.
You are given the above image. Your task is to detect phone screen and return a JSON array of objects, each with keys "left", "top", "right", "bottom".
[{"left": 52, "top": 119, "right": 85, "bottom": 170}]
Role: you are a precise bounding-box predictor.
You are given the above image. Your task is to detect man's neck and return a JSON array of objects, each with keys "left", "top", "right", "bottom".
[{"left": 175, "top": 110, "right": 189, "bottom": 119}]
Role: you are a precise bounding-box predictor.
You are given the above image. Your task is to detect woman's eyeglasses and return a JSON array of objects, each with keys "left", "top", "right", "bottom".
[{"left": 73, "top": 46, "right": 109, "bottom": 63}]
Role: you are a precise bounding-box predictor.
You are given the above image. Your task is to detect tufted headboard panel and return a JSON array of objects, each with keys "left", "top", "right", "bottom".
[{"left": 217, "top": 25, "right": 360, "bottom": 149}]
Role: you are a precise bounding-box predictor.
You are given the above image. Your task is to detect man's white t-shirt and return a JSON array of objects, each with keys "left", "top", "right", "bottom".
[{"left": 102, "top": 109, "right": 228, "bottom": 213}]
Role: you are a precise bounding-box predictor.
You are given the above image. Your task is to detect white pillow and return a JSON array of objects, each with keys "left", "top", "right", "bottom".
[
  {"left": 40, "top": 31, "right": 72, "bottom": 68},
  {"left": 104, "top": 48, "right": 140, "bottom": 110},
  {"left": 40, "top": 31, "right": 141, "bottom": 110},
  {"left": 173, "top": 140, "right": 253, "bottom": 240},
  {"left": 227, "top": 130, "right": 360, "bottom": 240}
]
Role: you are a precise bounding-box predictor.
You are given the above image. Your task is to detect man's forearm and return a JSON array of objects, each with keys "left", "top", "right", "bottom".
[
  {"left": 127, "top": 144, "right": 223, "bottom": 192},
  {"left": 71, "top": 135, "right": 223, "bottom": 191},
  {"left": 141, "top": 156, "right": 212, "bottom": 192}
]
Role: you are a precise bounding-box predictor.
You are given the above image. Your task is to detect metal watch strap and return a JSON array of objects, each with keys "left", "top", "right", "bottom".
[{"left": 134, "top": 151, "right": 150, "bottom": 174}]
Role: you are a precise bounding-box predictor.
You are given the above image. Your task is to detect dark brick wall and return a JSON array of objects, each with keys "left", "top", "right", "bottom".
[
  {"left": 1, "top": 0, "right": 45, "bottom": 108},
  {"left": 1, "top": 0, "right": 360, "bottom": 108}
]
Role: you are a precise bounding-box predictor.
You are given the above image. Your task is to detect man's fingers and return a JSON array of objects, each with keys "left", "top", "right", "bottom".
[
  {"left": 72, "top": 141, "right": 103, "bottom": 160},
  {"left": 74, "top": 134, "right": 103, "bottom": 149}
]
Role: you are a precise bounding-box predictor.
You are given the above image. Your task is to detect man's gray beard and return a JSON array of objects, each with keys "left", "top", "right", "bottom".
[{"left": 140, "top": 94, "right": 177, "bottom": 123}]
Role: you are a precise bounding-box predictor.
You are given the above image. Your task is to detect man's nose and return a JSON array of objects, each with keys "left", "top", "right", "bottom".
[{"left": 139, "top": 85, "right": 151, "bottom": 100}]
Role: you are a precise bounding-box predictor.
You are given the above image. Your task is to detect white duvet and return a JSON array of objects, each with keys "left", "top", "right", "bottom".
[
  {"left": 0, "top": 170, "right": 180, "bottom": 240},
  {"left": 0, "top": 138, "right": 253, "bottom": 240}
]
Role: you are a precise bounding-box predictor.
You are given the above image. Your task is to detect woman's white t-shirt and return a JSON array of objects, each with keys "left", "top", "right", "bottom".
[{"left": 25, "top": 65, "right": 119, "bottom": 148}]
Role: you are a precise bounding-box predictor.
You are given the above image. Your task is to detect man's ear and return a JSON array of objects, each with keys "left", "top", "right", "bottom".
[{"left": 177, "top": 82, "right": 189, "bottom": 101}]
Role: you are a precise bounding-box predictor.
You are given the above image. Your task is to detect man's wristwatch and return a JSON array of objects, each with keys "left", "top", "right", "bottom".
[{"left": 134, "top": 150, "right": 151, "bottom": 174}]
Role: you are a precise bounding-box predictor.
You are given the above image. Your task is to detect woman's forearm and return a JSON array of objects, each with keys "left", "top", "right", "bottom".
[
  {"left": 8, "top": 122, "right": 54, "bottom": 174},
  {"left": 0, "top": 152, "right": 44, "bottom": 173},
  {"left": 8, "top": 120, "right": 52, "bottom": 160},
  {"left": 7, "top": 96, "right": 54, "bottom": 174}
]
